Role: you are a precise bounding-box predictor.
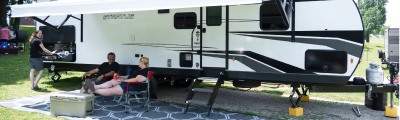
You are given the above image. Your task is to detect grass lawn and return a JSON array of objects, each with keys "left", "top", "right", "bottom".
[{"left": 0, "top": 26, "right": 397, "bottom": 119}]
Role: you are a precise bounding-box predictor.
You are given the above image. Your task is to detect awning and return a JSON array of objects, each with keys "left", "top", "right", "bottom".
[{"left": 11, "top": 0, "right": 262, "bottom": 17}]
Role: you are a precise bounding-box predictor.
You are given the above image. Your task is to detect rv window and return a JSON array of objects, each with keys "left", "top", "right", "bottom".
[
  {"left": 206, "top": 6, "right": 222, "bottom": 26},
  {"left": 174, "top": 12, "right": 197, "bottom": 29},
  {"left": 305, "top": 50, "right": 347, "bottom": 73},
  {"left": 40, "top": 25, "right": 75, "bottom": 44},
  {"left": 259, "top": 0, "right": 290, "bottom": 30}
]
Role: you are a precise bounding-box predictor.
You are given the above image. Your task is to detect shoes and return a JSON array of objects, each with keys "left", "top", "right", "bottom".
[
  {"left": 32, "top": 85, "right": 41, "bottom": 91},
  {"left": 82, "top": 81, "right": 89, "bottom": 93},
  {"left": 85, "top": 79, "right": 95, "bottom": 93}
]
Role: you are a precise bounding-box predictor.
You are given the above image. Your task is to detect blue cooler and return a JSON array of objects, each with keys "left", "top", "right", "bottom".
[{"left": 0, "top": 42, "right": 8, "bottom": 48}]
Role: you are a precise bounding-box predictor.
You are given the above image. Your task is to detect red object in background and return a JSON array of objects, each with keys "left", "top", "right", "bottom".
[{"left": 113, "top": 73, "right": 118, "bottom": 80}]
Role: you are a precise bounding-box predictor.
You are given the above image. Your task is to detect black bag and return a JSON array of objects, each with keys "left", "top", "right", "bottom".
[{"left": 353, "top": 77, "right": 366, "bottom": 85}]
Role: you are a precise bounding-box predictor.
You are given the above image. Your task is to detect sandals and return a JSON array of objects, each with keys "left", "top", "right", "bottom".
[{"left": 85, "top": 79, "right": 95, "bottom": 93}]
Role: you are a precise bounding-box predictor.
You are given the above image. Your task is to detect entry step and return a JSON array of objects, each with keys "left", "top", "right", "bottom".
[
  {"left": 197, "top": 77, "right": 218, "bottom": 81},
  {"left": 186, "top": 100, "right": 208, "bottom": 106},
  {"left": 192, "top": 88, "right": 213, "bottom": 93}
]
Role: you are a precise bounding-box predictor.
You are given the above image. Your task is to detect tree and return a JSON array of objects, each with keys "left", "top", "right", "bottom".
[
  {"left": 359, "top": 0, "right": 388, "bottom": 42},
  {"left": 0, "top": 0, "right": 9, "bottom": 26}
]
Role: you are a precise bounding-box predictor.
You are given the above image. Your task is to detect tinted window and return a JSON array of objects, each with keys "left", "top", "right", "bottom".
[
  {"left": 39, "top": 25, "right": 75, "bottom": 44},
  {"left": 174, "top": 12, "right": 197, "bottom": 29},
  {"left": 206, "top": 6, "right": 222, "bottom": 26},
  {"left": 305, "top": 50, "right": 347, "bottom": 73},
  {"left": 259, "top": 1, "right": 290, "bottom": 30}
]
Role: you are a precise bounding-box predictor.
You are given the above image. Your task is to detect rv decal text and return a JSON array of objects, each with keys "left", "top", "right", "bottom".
[{"left": 103, "top": 14, "right": 134, "bottom": 20}]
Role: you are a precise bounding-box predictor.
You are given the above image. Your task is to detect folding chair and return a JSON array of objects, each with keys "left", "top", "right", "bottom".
[{"left": 124, "top": 71, "right": 155, "bottom": 112}]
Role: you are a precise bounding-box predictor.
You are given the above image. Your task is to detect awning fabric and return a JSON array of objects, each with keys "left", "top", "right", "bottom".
[{"left": 11, "top": 0, "right": 262, "bottom": 17}]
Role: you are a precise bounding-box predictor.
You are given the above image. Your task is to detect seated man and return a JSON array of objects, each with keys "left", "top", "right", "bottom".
[
  {"left": 82, "top": 57, "right": 149, "bottom": 96},
  {"left": 81, "top": 52, "right": 119, "bottom": 85}
]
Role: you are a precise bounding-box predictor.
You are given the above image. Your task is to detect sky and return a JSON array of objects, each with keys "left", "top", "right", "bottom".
[{"left": 385, "top": 0, "right": 399, "bottom": 28}]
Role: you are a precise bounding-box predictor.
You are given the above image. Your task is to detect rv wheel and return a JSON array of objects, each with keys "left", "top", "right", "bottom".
[{"left": 174, "top": 78, "right": 194, "bottom": 87}]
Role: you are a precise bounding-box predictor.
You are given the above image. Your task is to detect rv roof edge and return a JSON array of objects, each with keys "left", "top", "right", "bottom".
[{"left": 10, "top": 0, "right": 262, "bottom": 17}]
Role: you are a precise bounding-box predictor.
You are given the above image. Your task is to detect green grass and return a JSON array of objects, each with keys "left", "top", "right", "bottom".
[
  {"left": 353, "top": 35, "right": 389, "bottom": 76},
  {"left": 0, "top": 107, "right": 63, "bottom": 120},
  {"left": 0, "top": 26, "right": 82, "bottom": 120}
]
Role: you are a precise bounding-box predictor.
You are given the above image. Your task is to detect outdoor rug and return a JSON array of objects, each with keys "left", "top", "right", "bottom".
[{"left": 0, "top": 90, "right": 269, "bottom": 120}]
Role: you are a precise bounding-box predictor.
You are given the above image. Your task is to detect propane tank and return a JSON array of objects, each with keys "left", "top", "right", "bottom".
[{"left": 366, "top": 63, "right": 384, "bottom": 85}]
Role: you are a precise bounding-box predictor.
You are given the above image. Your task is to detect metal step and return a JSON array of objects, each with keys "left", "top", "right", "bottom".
[
  {"left": 192, "top": 88, "right": 213, "bottom": 93},
  {"left": 186, "top": 100, "right": 208, "bottom": 106},
  {"left": 197, "top": 77, "right": 218, "bottom": 81}
]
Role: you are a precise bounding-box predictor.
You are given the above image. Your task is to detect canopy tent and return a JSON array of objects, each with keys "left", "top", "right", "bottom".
[{"left": 10, "top": 0, "right": 262, "bottom": 17}]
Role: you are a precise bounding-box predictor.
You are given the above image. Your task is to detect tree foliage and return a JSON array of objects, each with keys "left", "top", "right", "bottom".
[
  {"left": 0, "top": 0, "right": 9, "bottom": 26},
  {"left": 359, "top": 0, "right": 388, "bottom": 42}
]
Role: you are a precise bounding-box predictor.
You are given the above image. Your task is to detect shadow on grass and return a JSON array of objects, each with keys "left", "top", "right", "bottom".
[{"left": 42, "top": 76, "right": 82, "bottom": 91}]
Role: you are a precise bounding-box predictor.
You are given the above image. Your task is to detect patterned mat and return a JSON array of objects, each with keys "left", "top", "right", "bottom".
[{"left": 0, "top": 91, "right": 269, "bottom": 120}]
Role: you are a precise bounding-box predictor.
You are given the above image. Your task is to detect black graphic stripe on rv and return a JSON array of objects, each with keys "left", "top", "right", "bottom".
[
  {"left": 122, "top": 43, "right": 217, "bottom": 49},
  {"left": 202, "top": 53, "right": 283, "bottom": 73},
  {"left": 231, "top": 31, "right": 364, "bottom": 44},
  {"left": 177, "top": 50, "right": 313, "bottom": 74},
  {"left": 232, "top": 32, "right": 363, "bottom": 56},
  {"left": 210, "top": 50, "right": 313, "bottom": 74}
]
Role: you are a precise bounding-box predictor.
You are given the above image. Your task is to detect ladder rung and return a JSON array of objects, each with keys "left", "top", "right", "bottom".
[
  {"left": 186, "top": 100, "right": 208, "bottom": 106},
  {"left": 197, "top": 77, "right": 218, "bottom": 81},
  {"left": 192, "top": 88, "right": 213, "bottom": 93}
]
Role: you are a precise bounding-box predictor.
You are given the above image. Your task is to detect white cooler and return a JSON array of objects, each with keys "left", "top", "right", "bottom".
[{"left": 50, "top": 92, "right": 95, "bottom": 117}]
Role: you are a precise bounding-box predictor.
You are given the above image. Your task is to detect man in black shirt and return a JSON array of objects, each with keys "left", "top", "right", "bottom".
[{"left": 82, "top": 52, "right": 120, "bottom": 84}]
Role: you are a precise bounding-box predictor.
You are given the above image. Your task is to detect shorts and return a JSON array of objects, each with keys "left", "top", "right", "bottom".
[{"left": 29, "top": 57, "right": 44, "bottom": 71}]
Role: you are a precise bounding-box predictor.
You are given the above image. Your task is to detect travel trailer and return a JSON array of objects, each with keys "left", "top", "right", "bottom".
[
  {"left": 11, "top": 0, "right": 364, "bottom": 85},
  {"left": 12, "top": 0, "right": 396, "bottom": 117}
]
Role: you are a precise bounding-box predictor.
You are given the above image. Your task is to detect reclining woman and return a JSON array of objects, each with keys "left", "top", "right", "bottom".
[{"left": 82, "top": 57, "right": 149, "bottom": 96}]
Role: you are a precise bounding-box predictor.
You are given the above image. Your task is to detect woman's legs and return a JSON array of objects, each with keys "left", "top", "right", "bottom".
[
  {"left": 34, "top": 69, "right": 44, "bottom": 88},
  {"left": 94, "top": 80, "right": 121, "bottom": 89},
  {"left": 29, "top": 69, "right": 35, "bottom": 89},
  {"left": 94, "top": 86, "right": 124, "bottom": 96}
]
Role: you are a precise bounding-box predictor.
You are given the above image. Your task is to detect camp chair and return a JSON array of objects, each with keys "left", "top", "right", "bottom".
[{"left": 124, "top": 71, "right": 155, "bottom": 112}]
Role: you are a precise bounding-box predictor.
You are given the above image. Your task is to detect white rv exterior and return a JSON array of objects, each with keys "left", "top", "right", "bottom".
[{"left": 12, "top": 0, "right": 364, "bottom": 85}]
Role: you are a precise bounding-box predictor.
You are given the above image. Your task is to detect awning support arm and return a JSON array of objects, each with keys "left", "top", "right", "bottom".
[
  {"left": 43, "top": 15, "right": 50, "bottom": 21},
  {"left": 70, "top": 15, "right": 81, "bottom": 21},
  {"left": 58, "top": 15, "right": 71, "bottom": 29},
  {"left": 31, "top": 16, "right": 57, "bottom": 30}
]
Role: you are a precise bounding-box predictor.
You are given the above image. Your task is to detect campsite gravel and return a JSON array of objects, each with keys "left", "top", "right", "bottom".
[{"left": 157, "top": 84, "right": 397, "bottom": 120}]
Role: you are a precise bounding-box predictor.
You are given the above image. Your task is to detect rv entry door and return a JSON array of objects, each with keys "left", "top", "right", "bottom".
[{"left": 201, "top": 6, "right": 226, "bottom": 68}]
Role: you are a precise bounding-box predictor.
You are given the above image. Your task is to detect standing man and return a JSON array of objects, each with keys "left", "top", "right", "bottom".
[{"left": 82, "top": 52, "right": 120, "bottom": 84}]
